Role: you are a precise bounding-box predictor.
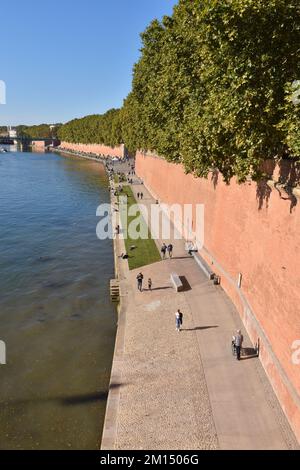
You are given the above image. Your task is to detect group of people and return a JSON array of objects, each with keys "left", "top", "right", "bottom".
[
  {"left": 161, "top": 242, "right": 173, "bottom": 259},
  {"left": 136, "top": 273, "right": 245, "bottom": 352},
  {"left": 136, "top": 273, "right": 184, "bottom": 332},
  {"left": 128, "top": 162, "right": 135, "bottom": 176},
  {"left": 137, "top": 192, "right": 144, "bottom": 200}
]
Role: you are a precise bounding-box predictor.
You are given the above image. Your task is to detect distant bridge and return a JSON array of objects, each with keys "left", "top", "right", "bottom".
[
  {"left": 0, "top": 136, "right": 60, "bottom": 146},
  {"left": 0, "top": 126, "right": 60, "bottom": 147}
]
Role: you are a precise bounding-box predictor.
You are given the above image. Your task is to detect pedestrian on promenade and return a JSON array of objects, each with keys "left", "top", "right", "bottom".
[
  {"left": 137, "top": 192, "right": 140, "bottom": 199},
  {"left": 115, "top": 224, "right": 120, "bottom": 235},
  {"left": 148, "top": 278, "right": 152, "bottom": 291},
  {"left": 175, "top": 309, "right": 183, "bottom": 332},
  {"left": 140, "top": 192, "right": 144, "bottom": 200},
  {"left": 167, "top": 243, "right": 173, "bottom": 258},
  {"left": 234, "top": 329, "right": 243, "bottom": 360},
  {"left": 161, "top": 243, "right": 167, "bottom": 259},
  {"left": 137, "top": 272, "right": 144, "bottom": 291}
]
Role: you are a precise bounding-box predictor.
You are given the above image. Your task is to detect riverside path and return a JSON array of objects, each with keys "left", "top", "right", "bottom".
[{"left": 101, "top": 160, "right": 299, "bottom": 450}]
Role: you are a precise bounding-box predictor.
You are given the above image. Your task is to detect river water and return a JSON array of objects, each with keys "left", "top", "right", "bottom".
[{"left": 0, "top": 150, "right": 116, "bottom": 449}]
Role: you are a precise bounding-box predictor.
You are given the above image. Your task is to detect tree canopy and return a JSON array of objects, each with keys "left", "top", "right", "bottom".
[
  {"left": 59, "top": 0, "right": 300, "bottom": 181},
  {"left": 58, "top": 109, "right": 122, "bottom": 147},
  {"left": 17, "top": 124, "right": 62, "bottom": 139},
  {"left": 121, "top": 0, "right": 300, "bottom": 181}
]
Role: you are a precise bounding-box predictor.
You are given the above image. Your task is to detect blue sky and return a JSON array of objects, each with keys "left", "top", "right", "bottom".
[{"left": 0, "top": 0, "right": 177, "bottom": 126}]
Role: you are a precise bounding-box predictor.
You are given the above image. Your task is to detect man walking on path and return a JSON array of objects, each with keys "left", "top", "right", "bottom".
[
  {"left": 167, "top": 243, "right": 173, "bottom": 259},
  {"left": 137, "top": 192, "right": 140, "bottom": 199},
  {"left": 140, "top": 192, "right": 144, "bottom": 200},
  {"left": 148, "top": 278, "right": 152, "bottom": 291},
  {"left": 161, "top": 243, "right": 167, "bottom": 259},
  {"left": 136, "top": 272, "right": 144, "bottom": 292},
  {"left": 175, "top": 309, "right": 183, "bottom": 332},
  {"left": 234, "top": 329, "right": 243, "bottom": 360}
]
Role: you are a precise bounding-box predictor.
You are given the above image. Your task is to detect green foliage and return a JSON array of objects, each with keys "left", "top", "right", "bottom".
[
  {"left": 122, "top": 0, "right": 300, "bottom": 181},
  {"left": 16, "top": 124, "right": 62, "bottom": 139},
  {"left": 58, "top": 109, "right": 122, "bottom": 147},
  {"left": 58, "top": 1, "right": 300, "bottom": 181},
  {"left": 119, "top": 186, "right": 161, "bottom": 270},
  {"left": 277, "top": 81, "right": 300, "bottom": 156}
]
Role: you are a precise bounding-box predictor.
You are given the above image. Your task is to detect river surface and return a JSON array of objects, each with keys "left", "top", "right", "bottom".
[{"left": 0, "top": 149, "right": 116, "bottom": 449}]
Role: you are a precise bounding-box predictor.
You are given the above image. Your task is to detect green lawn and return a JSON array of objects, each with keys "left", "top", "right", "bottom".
[{"left": 119, "top": 186, "right": 161, "bottom": 270}]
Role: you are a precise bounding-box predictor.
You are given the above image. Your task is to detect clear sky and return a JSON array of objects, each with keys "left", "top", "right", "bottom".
[{"left": 0, "top": 0, "right": 177, "bottom": 126}]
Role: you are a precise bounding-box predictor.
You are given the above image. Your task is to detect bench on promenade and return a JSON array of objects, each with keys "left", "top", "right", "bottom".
[{"left": 170, "top": 273, "right": 184, "bottom": 292}]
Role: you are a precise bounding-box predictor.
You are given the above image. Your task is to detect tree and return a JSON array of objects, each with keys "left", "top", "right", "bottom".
[
  {"left": 122, "top": 0, "right": 300, "bottom": 181},
  {"left": 58, "top": 109, "right": 122, "bottom": 147}
]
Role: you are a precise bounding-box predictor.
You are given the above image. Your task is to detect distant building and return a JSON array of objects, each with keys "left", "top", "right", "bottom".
[{"left": 8, "top": 126, "right": 17, "bottom": 139}]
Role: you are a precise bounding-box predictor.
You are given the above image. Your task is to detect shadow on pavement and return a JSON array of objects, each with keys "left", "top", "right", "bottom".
[
  {"left": 179, "top": 276, "right": 192, "bottom": 291},
  {"left": 182, "top": 325, "right": 219, "bottom": 331}
]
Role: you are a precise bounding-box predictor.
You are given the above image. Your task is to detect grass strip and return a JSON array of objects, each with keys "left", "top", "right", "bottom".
[{"left": 119, "top": 186, "right": 161, "bottom": 270}]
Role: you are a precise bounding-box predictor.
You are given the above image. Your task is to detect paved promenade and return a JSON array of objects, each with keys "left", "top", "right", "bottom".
[{"left": 101, "top": 162, "right": 299, "bottom": 450}]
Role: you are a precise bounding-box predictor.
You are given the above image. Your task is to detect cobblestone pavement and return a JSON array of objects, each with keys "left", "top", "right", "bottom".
[{"left": 101, "top": 160, "right": 299, "bottom": 450}]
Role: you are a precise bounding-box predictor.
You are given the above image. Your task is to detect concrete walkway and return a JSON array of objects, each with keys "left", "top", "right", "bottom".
[{"left": 101, "top": 162, "right": 299, "bottom": 450}]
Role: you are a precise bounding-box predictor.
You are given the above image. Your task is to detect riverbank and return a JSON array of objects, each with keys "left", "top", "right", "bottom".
[
  {"left": 100, "top": 160, "right": 299, "bottom": 450},
  {"left": 100, "top": 166, "right": 133, "bottom": 448},
  {"left": 58, "top": 141, "right": 125, "bottom": 159},
  {"left": 50, "top": 147, "right": 108, "bottom": 164}
]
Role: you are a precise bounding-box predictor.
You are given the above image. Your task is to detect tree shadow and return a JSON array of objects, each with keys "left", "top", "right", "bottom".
[
  {"left": 61, "top": 392, "right": 108, "bottom": 406},
  {"left": 278, "top": 158, "right": 300, "bottom": 188},
  {"left": 211, "top": 169, "right": 219, "bottom": 189},
  {"left": 257, "top": 159, "right": 299, "bottom": 212},
  {"left": 0, "top": 384, "right": 126, "bottom": 409},
  {"left": 256, "top": 180, "right": 272, "bottom": 210},
  {"left": 274, "top": 183, "right": 297, "bottom": 213},
  {"left": 256, "top": 160, "right": 276, "bottom": 210}
]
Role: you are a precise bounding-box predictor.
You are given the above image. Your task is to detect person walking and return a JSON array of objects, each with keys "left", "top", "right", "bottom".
[
  {"left": 167, "top": 243, "right": 173, "bottom": 258},
  {"left": 161, "top": 243, "right": 167, "bottom": 260},
  {"left": 175, "top": 309, "right": 183, "bottom": 332},
  {"left": 234, "top": 329, "right": 243, "bottom": 360},
  {"left": 137, "top": 192, "right": 140, "bottom": 199},
  {"left": 140, "top": 192, "right": 144, "bottom": 200},
  {"left": 148, "top": 278, "right": 152, "bottom": 291},
  {"left": 136, "top": 272, "right": 144, "bottom": 292}
]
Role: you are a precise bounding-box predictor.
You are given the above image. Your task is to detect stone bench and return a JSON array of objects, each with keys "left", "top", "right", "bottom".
[
  {"left": 191, "top": 252, "right": 215, "bottom": 281},
  {"left": 170, "top": 273, "right": 184, "bottom": 292}
]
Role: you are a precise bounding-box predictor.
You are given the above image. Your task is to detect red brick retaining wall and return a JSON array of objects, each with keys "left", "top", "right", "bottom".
[
  {"left": 60, "top": 141, "right": 124, "bottom": 158},
  {"left": 136, "top": 151, "right": 300, "bottom": 442}
]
